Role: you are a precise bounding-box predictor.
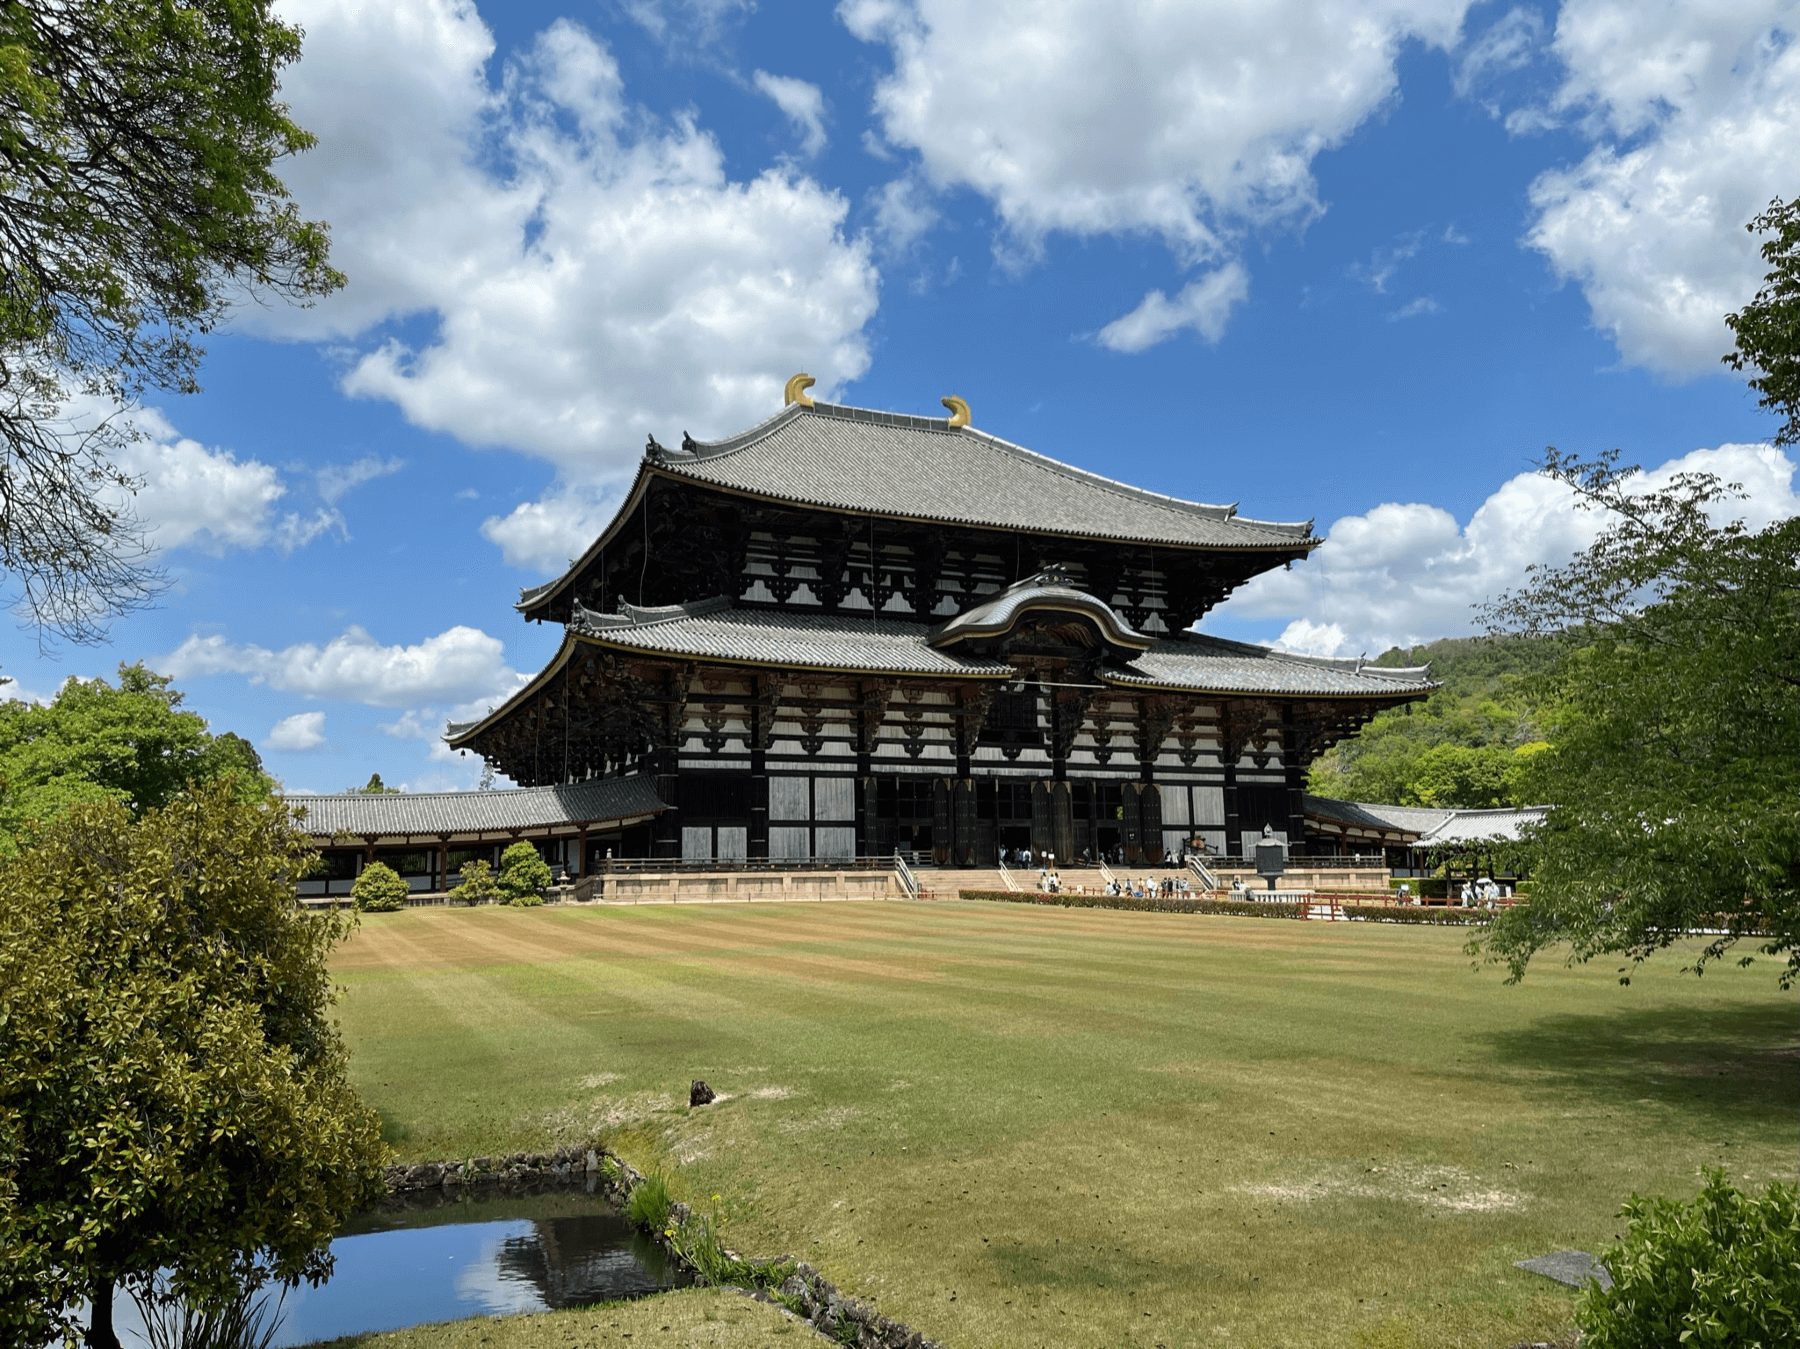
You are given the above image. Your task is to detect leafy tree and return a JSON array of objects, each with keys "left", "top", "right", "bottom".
[
  {"left": 497, "top": 840, "right": 552, "bottom": 906},
  {"left": 0, "top": 662, "right": 272, "bottom": 851},
  {"left": 1475, "top": 452, "right": 1799, "bottom": 985},
  {"left": 0, "top": 782, "right": 386, "bottom": 1349},
  {"left": 0, "top": 0, "right": 341, "bottom": 643},
  {"left": 1724, "top": 193, "right": 1800, "bottom": 446},
  {"left": 354, "top": 773, "right": 400, "bottom": 794},
  {"left": 448, "top": 857, "right": 500, "bottom": 906},
  {"left": 1306, "top": 634, "right": 1556, "bottom": 807},
  {"left": 350, "top": 860, "right": 408, "bottom": 913}
]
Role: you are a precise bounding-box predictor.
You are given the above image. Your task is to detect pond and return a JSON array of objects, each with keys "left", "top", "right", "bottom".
[{"left": 111, "top": 1179, "right": 690, "bottom": 1347}]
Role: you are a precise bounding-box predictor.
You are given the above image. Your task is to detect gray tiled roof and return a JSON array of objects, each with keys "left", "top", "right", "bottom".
[
  {"left": 1418, "top": 806, "right": 1548, "bottom": 845},
  {"left": 654, "top": 401, "right": 1315, "bottom": 549},
  {"left": 1103, "top": 635, "right": 1440, "bottom": 698},
  {"left": 562, "top": 600, "right": 1432, "bottom": 698},
  {"left": 930, "top": 569, "right": 1151, "bottom": 653},
  {"left": 1303, "top": 795, "right": 1446, "bottom": 838},
  {"left": 1302, "top": 796, "right": 1549, "bottom": 844},
  {"left": 286, "top": 777, "right": 668, "bottom": 839},
  {"left": 570, "top": 600, "right": 1017, "bottom": 676}
]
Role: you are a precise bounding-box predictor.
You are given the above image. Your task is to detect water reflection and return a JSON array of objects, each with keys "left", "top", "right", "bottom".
[{"left": 113, "top": 1182, "right": 688, "bottom": 1347}]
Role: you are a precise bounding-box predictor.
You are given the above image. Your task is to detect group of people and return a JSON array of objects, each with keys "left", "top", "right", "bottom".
[
  {"left": 1104, "top": 874, "right": 1194, "bottom": 899},
  {"left": 1460, "top": 878, "right": 1507, "bottom": 908}
]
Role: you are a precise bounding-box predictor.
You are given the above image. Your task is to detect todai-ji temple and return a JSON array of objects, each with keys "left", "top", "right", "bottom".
[{"left": 425, "top": 380, "right": 1437, "bottom": 874}]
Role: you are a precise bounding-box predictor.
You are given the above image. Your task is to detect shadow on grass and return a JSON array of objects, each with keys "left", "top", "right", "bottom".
[{"left": 1475, "top": 1001, "right": 1798, "bottom": 1124}]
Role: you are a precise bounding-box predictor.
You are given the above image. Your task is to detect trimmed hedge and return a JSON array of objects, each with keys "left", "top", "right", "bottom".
[
  {"left": 963, "top": 889, "right": 1486, "bottom": 926},
  {"left": 963, "top": 890, "right": 1309, "bottom": 920}
]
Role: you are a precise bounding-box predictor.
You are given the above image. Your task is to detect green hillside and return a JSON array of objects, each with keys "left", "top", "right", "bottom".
[{"left": 1308, "top": 634, "right": 1570, "bottom": 808}]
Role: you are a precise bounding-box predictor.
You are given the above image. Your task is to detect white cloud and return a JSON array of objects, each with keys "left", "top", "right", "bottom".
[
  {"left": 621, "top": 0, "right": 754, "bottom": 51},
  {"left": 1523, "top": 1, "right": 1799, "bottom": 377},
  {"left": 1096, "top": 263, "right": 1250, "bottom": 353},
  {"left": 161, "top": 624, "right": 530, "bottom": 708},
  {"left": 480, "top": 483, "right": 625, "bottom": 574},
  {"left": 256, "top": 0, "right": 879, "bottom": 482},
  {"left": 107, "top": 407, "right": 285, "bottom": 555},
  {"left": 1452, "top": 5, "right": 1546, "bottom": 104},
  {"left": 869, "top": 175, "right": 940, "bottom": 256},
  {"left": 1388, "top": 295, "right": 1441, "bottom": 320},
  {"left": 1217, "top": 443, "right": 1800, "bottom": 656},
  {"left": 266, "top": 711, "right": 328, "bottom": 751},
  {"left": 317, "top": 456, "right": 404, "bottom": 505},
  {"left": 841, "top": 0, "right": 1471, "bottom": 263},
  {"left": 754, "top": 71, "right": 829, "bottom": 157}
]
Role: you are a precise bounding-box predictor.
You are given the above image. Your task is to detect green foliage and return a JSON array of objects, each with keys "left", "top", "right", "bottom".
[
  {"left": 135, "top": 1277, "right": 285, "bottom": 1349},
  {"left": 1307, "top": 635, "right": 1558, "bottom": 807},
  {"left": 626, "top": 1171, "right": 673, "bottom": 1232},
  {"left": 0, "top": 0, "right": 341, "bottom": 641},
  {"left": 351, "top": 861, "right": 408, "bottom": 913},
  {"left": 1723, "top": 193, "right": 1800, "bottom": 447},
  {"left": 0, "top": 662, "right": 272, "bottom": 853},
  {"left": 497, "top": 840, "right": 553, "bottom": 906},
  {"left": 448, "top": 857, "right": 500, "bottom": 906},
  {"left": 1474, "top": 451, "right": 1799, "bottom": 986},
  {"left": 0, "top": 782, "right": 387, "bottom": 1349},
  {"left": 1576, "top": 1171, "right": 1799, "bottom": 1349},
  {"left": 355, "top": 773, "right": 400, "bottom": 794}
]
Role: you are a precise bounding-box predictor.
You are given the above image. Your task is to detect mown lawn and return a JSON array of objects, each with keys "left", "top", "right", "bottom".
[{"left": 330, "top": 901, "right": 1795, "bottom": 1349}]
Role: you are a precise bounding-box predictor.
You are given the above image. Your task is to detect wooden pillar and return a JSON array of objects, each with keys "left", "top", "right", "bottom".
[
  {"left": 953, "top": 778, "right": 977, "bottom": 866},
  {"left": 749, "top": 676, "right": 770, "bottom": 860},
  {"left": 1030, "top": 780, "right": 1054, "bottom": 859},
  {"left": 1121, "top": 785, "right": 1143, "bottom": 865},
  {"left": 931, "top": 776, "right": 951, "bottom": 865},
  {"left": 1051, "top": 780, "right": 1075, "bottom": 863},
  {"left": 576, "top": 826, "right": 589, "bottom": 878},
  {"left": 436, "top": 836, "right": 450, "bottom": 892},
  {"left": 1140, "top": 784, "right": 1163, "bottom": 863}
]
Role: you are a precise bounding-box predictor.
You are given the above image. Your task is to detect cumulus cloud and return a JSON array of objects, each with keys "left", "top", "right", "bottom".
[
  {"left": 1096, "top": 263, "right": 1251, "bottom": 353},
  {"left": 266, "top": 711, "right": 327, "bottom": 751},
  {"left": 1217, "top": 443, "right": 1800, "bottom": 656},
  {"left": 1523, "top": 0, "right": 1799, "bottom": 376},
  {"left": 111, "top": 410, "right": 286, "bottom": 555},
  {"left": 161, "top": 624, "right": 530, "bottom": 708},
  {"left": 1452, "top": 4, "right": 1546, "bottom": 104},
  {"left": 480, "top": 483, "right": 627, "bottom": 574},
  {"left": 754, "top": 70, "right": 828, "bottom": 156},
  {"left": 841, "top": 0, "right": 1470, "bottom": 265},
  {"left": 255, "top": 0, "right": 878, "bottom": 483}
]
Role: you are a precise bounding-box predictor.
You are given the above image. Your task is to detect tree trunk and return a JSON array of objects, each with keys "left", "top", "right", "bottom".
[{"left": 86, "top": 1277, "right": 121, "bottom": 1349}]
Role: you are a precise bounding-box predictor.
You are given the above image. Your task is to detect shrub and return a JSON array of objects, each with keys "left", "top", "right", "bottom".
[
  {"left": 1576, "top": 1170, "right": 1799, "bottom": 1349},
  {"left": 962, "top": 890, "right": 1311, "bottom": 920},
  {"left": 350, "top": 861, "right": 408, "bottom": 912},
  {"left": 497, "top": 841, "right": 552, "bottom": 906},
  {"left": 448, "top": 858, "right": 499, "bottom": 906},
  {"left": 626, "top": 1170, "right": 672, "bottom": 1231}
]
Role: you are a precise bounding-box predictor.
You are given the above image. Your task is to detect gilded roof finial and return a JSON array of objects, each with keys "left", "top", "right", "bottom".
[
  {"left": 784, "top": 373, "right": 816, "bottom": 407},
  {"left": 941, "top": 395, "right": 971, "bottom": 428}
]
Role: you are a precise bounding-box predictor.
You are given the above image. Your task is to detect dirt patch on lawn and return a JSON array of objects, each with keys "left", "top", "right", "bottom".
[{"left": 1233, "top": 1162, "right": 1525, "bottom": 1213}]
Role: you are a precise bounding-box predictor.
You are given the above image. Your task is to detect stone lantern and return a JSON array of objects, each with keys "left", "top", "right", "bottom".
[{"left": 1253, "top": 823, "right": 1286, "bottom": 891}]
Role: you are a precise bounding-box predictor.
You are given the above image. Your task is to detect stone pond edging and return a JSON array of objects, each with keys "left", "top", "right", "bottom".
[{"left": 382, "top": 1143, "right": 946, "bottom": 1349}]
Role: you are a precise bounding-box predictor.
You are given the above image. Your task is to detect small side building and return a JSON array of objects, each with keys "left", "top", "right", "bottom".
[{"left": 286, "top": 779, "right": 668, "bottom": 898}]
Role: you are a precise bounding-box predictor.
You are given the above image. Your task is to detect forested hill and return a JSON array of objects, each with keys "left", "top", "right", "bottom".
[{"left": 1307, "top": 634, "right": 1570, "bottom": 809}]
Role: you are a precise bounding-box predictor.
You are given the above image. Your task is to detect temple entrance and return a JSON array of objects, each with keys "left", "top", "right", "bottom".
[{"left": 998, "top": 824, "right": 1031, "bottom": 855}]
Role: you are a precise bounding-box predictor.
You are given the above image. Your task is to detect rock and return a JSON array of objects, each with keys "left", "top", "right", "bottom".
[{"left": 690, "top": 1078, "right": 717, "bottom": 1106}]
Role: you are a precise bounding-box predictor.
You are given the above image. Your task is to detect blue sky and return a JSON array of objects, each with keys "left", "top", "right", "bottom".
[{"left": 3, "top": 0, "right": 1795, "bottom": 793}]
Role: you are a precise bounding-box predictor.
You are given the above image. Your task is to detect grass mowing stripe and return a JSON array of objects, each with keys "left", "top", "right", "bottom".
[{"left": 336, "top": 901, "right": 1794, "bottom": 1349}]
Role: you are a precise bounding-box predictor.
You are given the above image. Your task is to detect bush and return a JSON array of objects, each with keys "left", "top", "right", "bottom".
[
  {"left": 350, "top": 861, "right": 408, "bottom": 912},
  {"left": 1576, "top": 1170, "right": 1798, "bottom": 1349},
  {"left": 497, "top": 841, "right": 552, "bottom": 906},
  {"left": 448, "top": 858, "right": 499, "bottom": 906},
  {"left": 626, "top": 1171, "right": 672, "bottom": 1232}
]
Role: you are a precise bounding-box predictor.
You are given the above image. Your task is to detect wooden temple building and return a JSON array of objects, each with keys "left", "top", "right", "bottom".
[{"left": 440, "top": 382, "right": 1439, "bottom": 871}]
